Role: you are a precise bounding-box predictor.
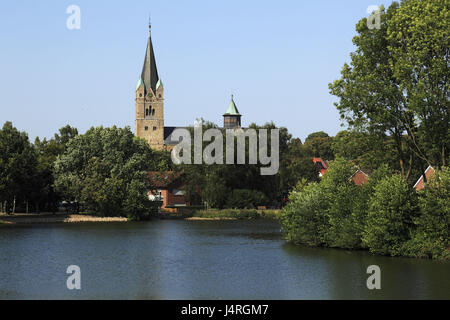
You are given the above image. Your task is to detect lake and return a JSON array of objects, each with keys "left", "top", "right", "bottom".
[{"left": 0, "top": 220, "right": 448, "bottom": 299}]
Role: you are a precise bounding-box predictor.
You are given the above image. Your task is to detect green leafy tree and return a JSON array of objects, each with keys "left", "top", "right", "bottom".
[
  {"left": 328, "top": 4, "right": 409, "bottom": 180},
  {"left": 387, "top": 0, "right": 449, "bottom": 167},
  {"left": 181, "top": 120, "right": 291, "bottom": 208},
  {"left": 279, "top": 137, "right": 319, "bottom": 195},
  {"left": 330, "top": 0, "right": 449, "bottom": 179},
  {"left": 331, "top": 130, "right": 396, "bottom": 171},
  {"left": 54, "top": 126, "right": 169, "bottom": 219},
  {"left": 33, "top": 125, "right": 78, "bottom": 212},
  {"left": 0, "top": 122, "right": 37, "bottom": 214},
  {"left": 304, "top": 131, "right": 334, "bottom": 160}
]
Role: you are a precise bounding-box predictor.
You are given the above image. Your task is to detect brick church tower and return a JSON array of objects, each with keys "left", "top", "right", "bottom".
[{"left": 135, "top": 24, "right": 165, "bottom": 150}]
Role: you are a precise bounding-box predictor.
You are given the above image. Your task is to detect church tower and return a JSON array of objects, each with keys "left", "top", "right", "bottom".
[
  {"left": 223, "top": 95, "right": 242, "bottom": 129},
  {"left": 135, "top": 23, "right": 165, "bottom": 150}
]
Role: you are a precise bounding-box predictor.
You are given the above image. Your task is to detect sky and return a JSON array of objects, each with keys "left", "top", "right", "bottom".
[{"left": 0, "top": 0, "right": 392, "bottom": 143}]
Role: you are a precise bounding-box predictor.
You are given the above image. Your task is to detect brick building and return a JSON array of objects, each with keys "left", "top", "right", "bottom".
[{"left": 147, "top": 171, "right": 188, "bottom": 208}]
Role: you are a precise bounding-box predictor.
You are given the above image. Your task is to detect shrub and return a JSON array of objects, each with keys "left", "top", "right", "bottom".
[
  {"left": 194, "top": 209, "right": 258, "bottom": 219},
  {"left": 226, "top": 189, "right": 268, "bottom": 209},
  {"left": 351, "top": 165, "right": 392, "bottom": 248},
  {"left": 280, "top": 183, "right": 329, "bottom": 246},
  {"left": 320, "top": 158, "right": 362, "bottom": 248},
  {"left": 404, "top": 167, "right": 450, "bottom": 260},
  {"left": 363, "top": 174, "right": 418, "bottom": 256}
]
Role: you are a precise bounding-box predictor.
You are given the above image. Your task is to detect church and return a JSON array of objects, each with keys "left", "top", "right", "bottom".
[{"left": 135, "top": 24, "right": 243, "bottom": 150}]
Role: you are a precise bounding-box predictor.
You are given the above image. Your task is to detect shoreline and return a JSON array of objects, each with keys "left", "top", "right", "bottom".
[
  {"left": 185, "top": 217, "right": 238, "bottom": 221},
  {"left": 0, "top": 209, "right": 280, "bottom": 225},
  {"left": 0, "top": 213, "right": 128, "bottom": 225}
]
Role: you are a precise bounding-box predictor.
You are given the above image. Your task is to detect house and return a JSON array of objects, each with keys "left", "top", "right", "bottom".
[
  {"left": 147, "top": 171, "right": 188, "bottom": 208},
  {"left": 413, "top": 166, "right": 436, "bottom": 191},
  {"left": 350, "top": 169, "right": 371, "bottom": 186},
  {"left": 313, "top": 157, "right": 328, "bottom": 177}
]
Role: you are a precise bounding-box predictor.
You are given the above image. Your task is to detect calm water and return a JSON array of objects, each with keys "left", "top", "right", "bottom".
[{"left": 0, "top": 220, "right": 448, "bottom": 299}]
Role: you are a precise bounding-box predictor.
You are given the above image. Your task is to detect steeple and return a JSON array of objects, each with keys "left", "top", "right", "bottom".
[
  {"left": 224, "top": 95, "right": 241, "bottom": 116},
  {"left": 140, "top": 22, "right": 159, "bottom": 95},
  {"left": 223, "top": 95, "right": 242, "bottom": 129},
  {"left": 135, "top": 22, "right": 165, "bottom": 151}
]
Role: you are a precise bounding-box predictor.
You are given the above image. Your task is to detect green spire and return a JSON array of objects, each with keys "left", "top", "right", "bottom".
[
  {"left": 156, "top": 78, "right": 163, "bottom": 90},
  {"left": 224, "top": 94, "right": 241, "bottom": 116},
  {"left": 136, "top": 78, "right": 145, "bottom": 91}
]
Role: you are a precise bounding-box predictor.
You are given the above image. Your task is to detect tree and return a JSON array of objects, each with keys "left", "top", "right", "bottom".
[
  {"left": 279, "top": 137, "right": 319, "bottom": 196},
  {"left": 304, "top": 131, "right": 334, "bottom": 160},
  {"left": 0, "top": 122, "right": 37, "bottom": 214},
  {"left": 387, "top": 0, "right": 449, "bottom": 168},
  {"left": 33, "top": 125, "right": 79, "bottom": 213},
  {"left": 329, "top": 1, "right": 449, "bottom": 180},
  {"left": 181, "top": 120, "right": 292, "bottom": 208},
  {"left": 304, "top": 131, "right": 329, "bottom": 143},
  {"left": 55, "top": 125, "right": 78, "bottom": 146},
  {"left": 331, "top": 130, "right": 396, "bottom": 171},
  {"left": 54, "top": 126, "right": 169, "bottom": 219}
]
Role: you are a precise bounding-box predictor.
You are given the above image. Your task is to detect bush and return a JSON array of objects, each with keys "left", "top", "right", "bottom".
[
  {"left": 320, "top": 158, "right": 361, "bottom": 248},
  {"left": 280, "top": 183, "right": 329, "bottom": 246},
  {"left": 194, "top": 209, "right": 259, "bottom": 220},
  {"left": 226, "top": 189, "right": 269, "bottom": 209},
  {"left": 363, "top": 174, "right": 418, "bottom": 256},
  {"left": 404, "top": 167, "right": 450, "bottom": 260},
  {"left": 351, "top": 165, "right": 393, "bottom": 249}
]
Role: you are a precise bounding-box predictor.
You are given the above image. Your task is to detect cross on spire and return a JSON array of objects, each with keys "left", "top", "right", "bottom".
[{"left": 148, "top": 13, "right": 151, "bottom": 35}]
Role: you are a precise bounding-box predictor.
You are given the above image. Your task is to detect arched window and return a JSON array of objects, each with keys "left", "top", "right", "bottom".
[
  {"left": 145, "top": 108, "right": 149, "bottom": 116},
  {"left": 152, "top": 109, "right": 155, "bottom": 116}
]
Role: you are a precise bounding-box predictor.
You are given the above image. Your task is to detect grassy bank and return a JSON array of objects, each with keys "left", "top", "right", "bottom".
[
  {"left": 191, "top": 209, "right": 280, "bottom": 220},
  {"left": 0, "top": 213, "right": 128, "bottom": 225}
]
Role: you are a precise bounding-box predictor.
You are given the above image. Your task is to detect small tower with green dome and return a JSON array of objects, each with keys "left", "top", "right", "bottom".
[{"left": 223, "top": 95, "right": 242, "bottom": 129}]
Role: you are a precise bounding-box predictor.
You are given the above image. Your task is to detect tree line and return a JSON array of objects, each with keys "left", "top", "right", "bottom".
[
  {"left": 0, "top": 123, "right": 170, "bottom": 220},
  {"left": 0, "top": 120, "right": 336, "bottom": 215}
]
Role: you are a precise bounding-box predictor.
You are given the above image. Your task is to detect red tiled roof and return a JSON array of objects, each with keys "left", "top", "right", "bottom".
[
  {"left": 147, "top": 171, "right": 182, "bottom": 188},
  {"left": 313, "top": 157, "right": 328, "bottom": 176},
  {"left": 351, "top": 170, "right": 369, "bottom": 186},
  {"left": 313, "top": 157, "right": 328, "bottom": 169},
  {"left": 414, "top": 166, "right": 435, "bottom": 191}
]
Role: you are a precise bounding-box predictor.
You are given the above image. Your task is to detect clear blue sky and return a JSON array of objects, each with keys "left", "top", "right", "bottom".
[{"left": 0, "top": 0, "right": 391, "bottom": 142}]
